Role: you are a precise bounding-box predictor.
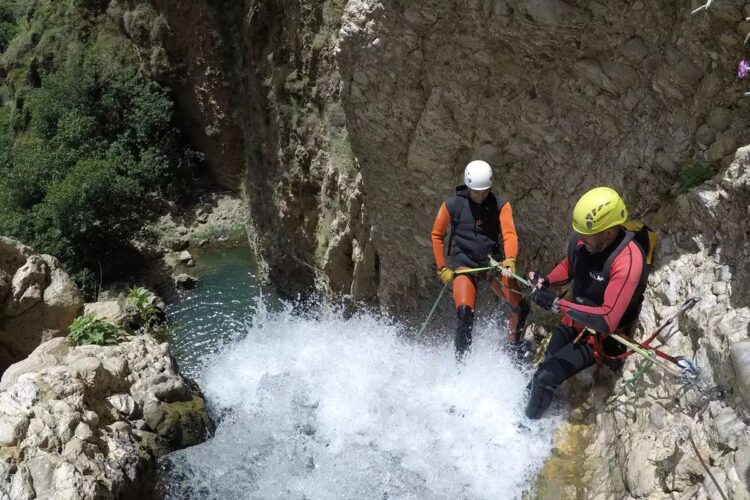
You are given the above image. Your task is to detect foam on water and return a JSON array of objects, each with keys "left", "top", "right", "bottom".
[{"left": 160, "top": 300, "right": 562, "bottom": 500}]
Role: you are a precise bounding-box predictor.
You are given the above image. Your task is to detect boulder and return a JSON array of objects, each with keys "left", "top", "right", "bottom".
[
  {"left": 0, "top": 335, "right": 210, "bottom": 498},
  {"left": 0, "top": 238, "right": 83, "bottom": 374}
]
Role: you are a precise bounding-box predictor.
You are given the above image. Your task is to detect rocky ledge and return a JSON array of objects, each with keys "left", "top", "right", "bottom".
[{"left": 0, "top": 335, "right": 211, "bottom": 500}]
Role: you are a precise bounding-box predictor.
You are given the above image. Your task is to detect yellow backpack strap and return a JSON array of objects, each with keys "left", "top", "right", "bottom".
[
  {"left": 645, "top": 229, "right": 657, "bottom": 265},
  {"left": 622, "top": 220, "right": 656, "bottom": 265}
]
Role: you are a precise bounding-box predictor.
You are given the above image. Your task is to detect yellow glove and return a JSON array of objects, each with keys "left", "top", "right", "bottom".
[
  {"left": 437, "top": 267, "right": 454, "bottom": 284},
  {"left": 501, "top": 258, "right": 516, "bottom": 275}
]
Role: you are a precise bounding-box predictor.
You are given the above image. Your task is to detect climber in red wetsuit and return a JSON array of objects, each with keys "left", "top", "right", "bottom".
[{"left": 525, "top": 187, "right": 650, "bottom": 419}]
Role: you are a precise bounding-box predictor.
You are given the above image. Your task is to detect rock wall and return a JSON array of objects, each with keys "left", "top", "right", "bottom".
[
  {"left": 0, "top": 335, "right": 210, "bottom": 499},
  {"left": 336, "top": 0, "right": 750, "bottom": 312},
  {"left": 573, "top": 145, "right": 750, "bottom": 499},
  {"left": 120, "top": 0, "right": 378, "bottom": 302},
  {"left": 0, "top": 238, "right": 83, "bottom": 374}
]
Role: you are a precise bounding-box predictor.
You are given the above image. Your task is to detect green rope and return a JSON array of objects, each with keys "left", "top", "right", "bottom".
[
  {"left": 624, "top": 357, "right": 653, "bottom": 386},
  {"left": 454, "top": 266, "right": 496, "bottom": 275},
  {"left": 609, "top": 333, "right": 683, "bottom": 378},
  {"left": 417, "top": 282, "right": 448, "bottom": 336},
  {"left": 506, "top": 271, "right": 532, "bottom": 288}
]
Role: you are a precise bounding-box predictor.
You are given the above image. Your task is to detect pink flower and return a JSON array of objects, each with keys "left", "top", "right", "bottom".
[{"left": 738, "top": 60, "right": 750, "bottom": 79}]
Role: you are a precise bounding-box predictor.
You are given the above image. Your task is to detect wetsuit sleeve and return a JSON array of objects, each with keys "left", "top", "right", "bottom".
[
  {"left": 499, "top": 202, "right": 518, "bottom": 260},
  {"left": 558, "top": 241, "right": 644, "bottom": 333},
  {"left": 546, "top": 257, "right": 572, "bottom": 286},
  {"left": 431, "top": 202, "right": 450, "bottom": 269}
]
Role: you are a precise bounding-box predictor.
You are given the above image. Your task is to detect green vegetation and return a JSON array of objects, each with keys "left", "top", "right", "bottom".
[
  {"left": 0, "top": 1, "right": 200, "bottom": 295},
  {"left": 128, "top": 286, "right": 158, "bottom": 324},
  {"left": 127, "top": 285, "right": 172, "bottom": 342},
  {"left": 326, "top": 102, "right": 357, "bottom": 172},
  {"left": 676, "top": 161, "right": 715, "bottom": 193},
  {"left": 191, "top": 222, "right": 246, "bottom": 242},
  {"left": 67, "top": 313, "right": 126, "bottom": 346},
  {"left": 0, "top": 5, "right": 18, "bottom": 53}
]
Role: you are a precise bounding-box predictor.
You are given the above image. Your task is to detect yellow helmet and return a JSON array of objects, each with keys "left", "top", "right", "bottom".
[{"left": 572, "top": 187, "right": 628, "bottom": 235}]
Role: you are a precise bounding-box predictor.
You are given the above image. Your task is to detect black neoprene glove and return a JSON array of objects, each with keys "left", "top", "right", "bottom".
[{"left": 531, "top": 287, "right": 558, "bottom": 310}]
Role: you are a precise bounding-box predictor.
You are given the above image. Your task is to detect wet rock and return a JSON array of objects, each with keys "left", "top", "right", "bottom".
[
  {"left": 523, "top": 0, "right": 591, "bottom": 26},
  {"left": 711, "top": 4, "right": 743, "bottom": 23},
  {"left": 709, "top": 133, "right": 738, "bottom": 162},
  {"left": 178, "top": 250, "right": 192, "bottom": 264},
  {"left": 169, "top": 238, "right": 189, "bottom": 251},
  {"left": 573, "top": 59, "right": 618, "bottom": 94},
  {"left": 620, "top": 37, "right": 648, "bottom": 63},
  {"left": 654, "top": 151, "right": 678, "bottom": 175},
  {"left": 731, "top": 339, "right": 750, "bottom": 412},
  {"left": 174, "top": 273, "right": 198, "bottom": 289}
]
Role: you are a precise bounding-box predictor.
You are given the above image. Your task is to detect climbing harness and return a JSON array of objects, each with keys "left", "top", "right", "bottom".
[{"left": 569, "top": 298, "right": 703, "bottom": 385}]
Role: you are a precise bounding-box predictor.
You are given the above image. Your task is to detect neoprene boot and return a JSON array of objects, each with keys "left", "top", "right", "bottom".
[
  {"left": 525, "top": 371, "right": 555, "bottom": 419},
  {"left": 455, "top": 305, "right": 474, "bottom": 360}
]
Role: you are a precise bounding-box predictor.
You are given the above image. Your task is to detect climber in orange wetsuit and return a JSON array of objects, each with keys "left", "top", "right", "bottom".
[{"left": 431, "top": 160, "right": 530, "bottom": 359}]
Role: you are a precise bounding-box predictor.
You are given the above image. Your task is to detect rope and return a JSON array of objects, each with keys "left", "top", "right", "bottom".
[
  {"left": 687, "top": 430, "right": 728, "bottom": 500},
  {"left": 417, "top": 282, "right": 448, "bottom": 336},
  {"left": 608, "top": 333, "right": 685, "bottom": 378},
  {"left": 606, "top": 298, "right": 701, "bottom": 362},
  {"left": 454, "top": 266, "right": 497, "bottom": 275}
]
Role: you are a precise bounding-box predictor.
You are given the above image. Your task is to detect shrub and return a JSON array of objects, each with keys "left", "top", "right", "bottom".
[
  {"left": 0, "top": 54, "right": 198, "bottom": 290},
  {"left": 67, "top": 313, "right": 126, "bottom": 346},
  {"left": 127, "top": 286, "right": 157, "bottom": 324}
]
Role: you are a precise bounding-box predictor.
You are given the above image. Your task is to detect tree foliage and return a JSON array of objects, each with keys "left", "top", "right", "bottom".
[{"left": 0, "top": 54, "right": 199, "bottom": 291}]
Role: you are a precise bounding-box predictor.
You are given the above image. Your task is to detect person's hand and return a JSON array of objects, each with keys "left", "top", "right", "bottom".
[
  {"left": 531, "top": 287, "right": 558, "bottom": 311},
  {"left": 437, "top": 267, "right": 454, "bottom": 285},
  {"left": 528, "top": 271, "right": 550, "bottom": 289},
  {"left": 500, "top": 258, "right": 516, "bottom": 277}
]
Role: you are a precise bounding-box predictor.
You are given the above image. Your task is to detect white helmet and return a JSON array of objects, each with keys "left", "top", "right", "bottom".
[{"left": 464, "top": 160, "right": 493, "bottom": 190}]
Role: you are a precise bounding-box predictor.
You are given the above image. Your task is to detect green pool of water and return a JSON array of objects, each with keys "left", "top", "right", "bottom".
[{"left": 166, "top": 244, "right": 278, "bottom": 378}]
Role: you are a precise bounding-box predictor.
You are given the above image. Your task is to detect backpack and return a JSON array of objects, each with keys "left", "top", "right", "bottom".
[{"left": 622, "top": 220, "right": 657, "bottom": 268}]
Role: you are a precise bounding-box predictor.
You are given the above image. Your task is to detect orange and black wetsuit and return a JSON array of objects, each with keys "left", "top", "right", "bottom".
[
  {"left": 431, "top": 186, "right": 529, "bottom": 356},
  {"left": 525, "top": 229, "right": 647, "bottom": 419}
]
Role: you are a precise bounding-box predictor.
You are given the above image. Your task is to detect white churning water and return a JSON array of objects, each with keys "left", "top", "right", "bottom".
[{"left": 160, "top": 299, "right": 563, "bottom": 500}]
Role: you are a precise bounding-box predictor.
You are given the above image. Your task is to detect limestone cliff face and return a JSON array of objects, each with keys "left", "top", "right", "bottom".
[
  {"left": 122, "top": 0, "right": 377, "bottom": 302},
  {"left": 336, "top": 0, "right": 750, "bottom": 311}
]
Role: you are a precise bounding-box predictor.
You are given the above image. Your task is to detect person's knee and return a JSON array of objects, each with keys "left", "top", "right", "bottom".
[{"left": 533, "top": 363, "right": 561, "bottom": 389}]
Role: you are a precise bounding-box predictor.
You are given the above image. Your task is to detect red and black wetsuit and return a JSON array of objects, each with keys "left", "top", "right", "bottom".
[
  {"left": 548, "top": 230, "right": 647, "bottom": 334},
  {"left": 526, "top": 229, "right": 647, "bottom": 419}
]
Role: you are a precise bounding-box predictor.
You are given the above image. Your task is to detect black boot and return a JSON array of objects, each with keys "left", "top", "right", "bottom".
[
  {"left": 525, "top": 371, "right": 555, "bottom": 419},
  {"left": 455, "top": 305, "right": 474, "bottom": 361}
]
